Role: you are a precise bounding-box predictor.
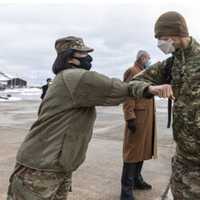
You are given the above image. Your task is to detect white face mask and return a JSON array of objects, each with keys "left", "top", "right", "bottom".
[{"left": 157, "top": 39, "right": 175, "bottom": 54}]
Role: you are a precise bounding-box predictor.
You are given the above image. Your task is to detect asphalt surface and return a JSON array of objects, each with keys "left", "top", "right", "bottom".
[{"left": 0, "top": 100, "right": 174, "bottom": 200}]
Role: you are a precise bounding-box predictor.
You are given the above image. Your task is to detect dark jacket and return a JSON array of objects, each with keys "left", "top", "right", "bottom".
[{"left": 41, "top": 84, "right": 49, "bottom": 99}]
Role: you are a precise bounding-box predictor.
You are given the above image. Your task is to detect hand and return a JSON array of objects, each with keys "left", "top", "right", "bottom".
[
  {"left": 127, "top": 119, "right": 136, "bottom": 133},
  {"left": 148, "top": 84, "right": 175, "bottom": 100}
]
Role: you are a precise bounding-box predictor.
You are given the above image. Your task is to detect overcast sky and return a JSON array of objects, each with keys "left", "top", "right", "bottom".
[{"left": 0, "top": 0, "right": 200, "bottom": 85}]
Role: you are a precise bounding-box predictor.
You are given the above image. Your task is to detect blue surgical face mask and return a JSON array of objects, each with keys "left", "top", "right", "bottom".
[{"left": 144, "top": 60, "right": 151, "bottom": 69}]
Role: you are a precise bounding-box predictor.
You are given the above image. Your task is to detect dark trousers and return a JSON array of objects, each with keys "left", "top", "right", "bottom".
[
  {"left": 120, "top": 161, "right": 143, "bottom": 200},
  {"left": 121, "top": 161, "right": 143, "bottom": 186}
]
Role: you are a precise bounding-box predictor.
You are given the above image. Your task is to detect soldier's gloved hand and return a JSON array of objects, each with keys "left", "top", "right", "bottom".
[{"left": 127, "top": 119, "right": 136, "bottom": 133}]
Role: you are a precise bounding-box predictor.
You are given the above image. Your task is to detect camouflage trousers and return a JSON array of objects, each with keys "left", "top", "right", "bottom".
[
  {"left": 7, "top": 164, "right": 72, "bottom": 200},
  {"left": 171, "top": 155, "right": 200, "bottom": 200}
]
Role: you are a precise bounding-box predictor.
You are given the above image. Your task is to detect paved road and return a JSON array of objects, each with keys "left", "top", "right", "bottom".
[{"left": 0, "top": 100, "right": 174, "bottom": 200}]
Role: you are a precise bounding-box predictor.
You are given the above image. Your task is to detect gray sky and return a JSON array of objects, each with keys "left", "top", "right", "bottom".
[{"left": 0, "top": 0, "right": 200, "bottom": 85}]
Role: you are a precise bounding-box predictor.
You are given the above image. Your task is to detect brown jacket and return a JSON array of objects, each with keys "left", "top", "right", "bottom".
[{"left": 123, "top": 63, "right": 157, "bottom": 162}]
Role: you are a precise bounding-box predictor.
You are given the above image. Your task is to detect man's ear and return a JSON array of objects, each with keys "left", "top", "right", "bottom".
[{"left": 141, "top": 57, "right": 145, "bottom": 63}]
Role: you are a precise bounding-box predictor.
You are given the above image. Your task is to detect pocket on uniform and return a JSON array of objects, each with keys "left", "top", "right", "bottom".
[
  {"left": 11, "top": 175, "right": 41, "bottom": 200},
  {"left": 59, "top": 132, "right": 89, "bottom": 172},
  {"left": 59, "top": 137, "right": 76, "bottom": 171}
]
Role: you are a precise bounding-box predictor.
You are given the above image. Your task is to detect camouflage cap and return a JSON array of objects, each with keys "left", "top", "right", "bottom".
[{"left": 55, "top": 36, "right": 94, "bottom": 53}]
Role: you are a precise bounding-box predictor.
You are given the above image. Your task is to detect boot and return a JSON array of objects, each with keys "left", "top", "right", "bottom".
[
  {"left": 120, "top": 163, "right": 135, "bottom": 200},
  {"left": 134, "top": 161, "right": 152, "bottom": 190}
]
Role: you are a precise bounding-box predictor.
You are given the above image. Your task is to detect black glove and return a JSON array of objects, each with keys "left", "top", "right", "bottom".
[{"left": 127, "top": 119, "right": 136, "bottom": 133}]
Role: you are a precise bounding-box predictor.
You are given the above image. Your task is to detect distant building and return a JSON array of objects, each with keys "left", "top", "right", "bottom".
[
  {"left": 0, "top": 72, "right": 27, "bottom": 89},
  {"left": 0, "top": 82, "right": 6, "bottom": 90},
  {"left": 7, "top": 78, "right": 27, "bottom": 88},
  {"left": 0, "top": 72, "right": 11, "bottom": 90}
]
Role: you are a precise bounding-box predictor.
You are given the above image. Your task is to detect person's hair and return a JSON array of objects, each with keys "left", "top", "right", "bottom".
[
  {"left": 136, "top": 55, "right": 144, "bottom": 62},
  {"left": 46, "top": 78, "right": 52, "bottom": 82},
  {"left": 52, "top": 49, "right": 75, "bottom": 75},
  {"left": 136, "top": 50, "right": 148, "bottom": 61}
]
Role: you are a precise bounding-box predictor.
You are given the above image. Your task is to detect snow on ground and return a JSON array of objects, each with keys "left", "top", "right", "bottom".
[{"left": 0, "top": 88, "right": 41, "bottom": 101}]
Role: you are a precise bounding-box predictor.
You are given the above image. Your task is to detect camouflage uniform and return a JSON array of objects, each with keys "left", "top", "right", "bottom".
[
  {"left": 130, "top": 37, "right": 200, "bottom": 199},
  {"left": 7, "top": 36, "right": 134, "bottom": 199},
  {"left": 7, "top": 164, "right": 71, "bottom": 200}
]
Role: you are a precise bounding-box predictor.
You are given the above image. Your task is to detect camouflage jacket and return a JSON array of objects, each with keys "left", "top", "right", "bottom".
[{"left": 130, "top": 37, "right": 200, "bottom": 164}]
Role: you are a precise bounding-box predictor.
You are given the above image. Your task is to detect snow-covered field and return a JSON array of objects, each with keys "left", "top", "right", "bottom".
[{"left": 0, "top": 88, "right": 41, "bottom": 101}]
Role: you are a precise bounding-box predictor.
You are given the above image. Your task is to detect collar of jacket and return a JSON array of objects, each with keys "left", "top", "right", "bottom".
[
  {"left": 64, "top": 63, "right": 76, "bottom": 69},
  {"left": 134, "top": 62, "right": 144, "bottom": 70},
  {"left": 173, "top": 37, "right": 200, "bottom": 63}
]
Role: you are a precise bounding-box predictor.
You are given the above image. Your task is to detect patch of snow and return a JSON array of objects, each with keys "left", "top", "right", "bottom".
[
  {"left": 0, "top": 97, "right": 22, "bottom": 102},
  {"left": 0, "top": 88, "right": 41, "bottom": 101}
]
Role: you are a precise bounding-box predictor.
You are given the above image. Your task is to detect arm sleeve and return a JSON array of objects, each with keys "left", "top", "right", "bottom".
[
  {"left": 129, "top": 61, "right": 167, "bottom": 98},
  {"left": 74, "top": 71, "right": 130, "bottom": 107},
  {"left": 123, "top": 68, "right": 136, "bottom": 120}
]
